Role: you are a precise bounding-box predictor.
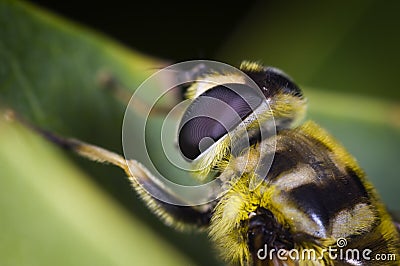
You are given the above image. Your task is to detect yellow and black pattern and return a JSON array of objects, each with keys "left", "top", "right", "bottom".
[
  {"left": 210, "top": 121, "right": 400, "bottom": 265},
  {"left": 17, "top": 61, "right": 399, "bottom": 265},
  {"left": 183, "top": 62, "right": 400, "bottom": 265}
]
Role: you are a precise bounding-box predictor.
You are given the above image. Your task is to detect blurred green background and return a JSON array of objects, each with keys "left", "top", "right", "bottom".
[{"left": 0, "top": 0, "right": 399, "bottom": 265}]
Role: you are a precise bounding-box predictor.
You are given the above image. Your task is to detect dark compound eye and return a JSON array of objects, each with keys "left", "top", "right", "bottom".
[
  {"left": 178, "top": 83, "right": 263, "bottom": 161},
  {"left": 244, "top": 67, "right": 303, "bottom": 99}
]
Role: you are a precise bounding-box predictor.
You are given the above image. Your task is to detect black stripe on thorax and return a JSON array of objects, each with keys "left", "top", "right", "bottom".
[
  {"left": 266, "top": 150, "right": 301, "bottom": 181},
  {"left": 265, "top": 130, "right": 331, "bottom": 182},
  {"left": 267, "top": 129, "right": 371, "bottom": 228}
]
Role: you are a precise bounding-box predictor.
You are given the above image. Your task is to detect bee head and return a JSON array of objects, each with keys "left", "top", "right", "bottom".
[
  {"left": 178, "top": 61, "right": 306, "bottom": 178},
  {"left": 241, "top": 62, "right": 302, "bottom": 99},
  {"left": 240, "top": 61, "right": 306, "bottom": 130}
]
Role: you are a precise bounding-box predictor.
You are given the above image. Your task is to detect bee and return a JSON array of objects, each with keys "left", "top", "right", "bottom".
[{"left": 12, "top": 61, "right": 400, "bottom": 265}]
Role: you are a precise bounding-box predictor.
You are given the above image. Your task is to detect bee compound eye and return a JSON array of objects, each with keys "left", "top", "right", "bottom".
[
  {"left": 178, "top": 83, "right": 263, "bottom": 161},
  {"left": 244, "top": 67, "right": 302, "bottom": 99}
]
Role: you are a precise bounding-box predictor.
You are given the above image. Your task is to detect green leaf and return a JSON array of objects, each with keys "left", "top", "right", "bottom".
[
  {"left": 0, "top": 1, "right": 215, "bottom": 265},
  {"left": 0, "top": 117, "right": 193, "bottom": 266}
]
